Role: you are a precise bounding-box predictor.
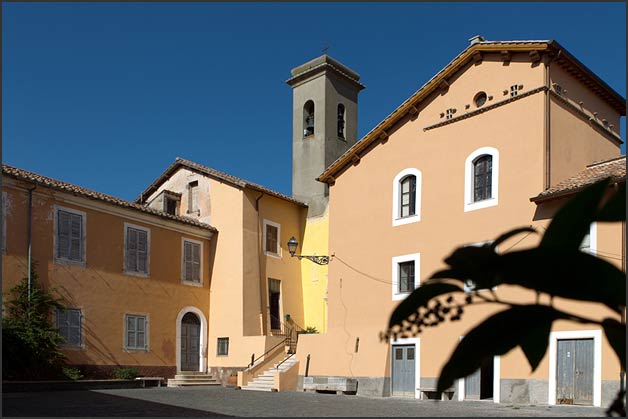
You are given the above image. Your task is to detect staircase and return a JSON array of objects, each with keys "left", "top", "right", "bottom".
[
  {"left": 167, "top": 371, "right": 221, "bottom": 387},
  {"left": 241, "top": 355, "right": 298, "bottom": 392}
]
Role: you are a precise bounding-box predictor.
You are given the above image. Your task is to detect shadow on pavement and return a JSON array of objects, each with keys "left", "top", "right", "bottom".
[{"left": 3, "top": 389, "right": 230, "bottom": 417}]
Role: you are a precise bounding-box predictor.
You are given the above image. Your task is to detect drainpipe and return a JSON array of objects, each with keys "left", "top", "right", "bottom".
[
  {"left": 27, "top": 185, "right": 37, "bottom": 311},
  {"left": 255, "top": 192, "right": 265, "bottom": 335}
]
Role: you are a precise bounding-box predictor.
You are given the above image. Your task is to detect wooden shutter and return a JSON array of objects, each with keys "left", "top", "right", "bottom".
[
  {"left": 68, "top": 309, "right": 81, "bottom": 346},
  {"left": 184, "top": 241, "right": 193, "bottom": 281},
  {"left": 127, "top": 315, "right": 136, "bottom": 348},
  {"left": 57, "top": 211, "right": 71, "bottom": 259},
  {"left": 137, "top": 230, "right": 148, "bottom": 273},
  {"left": 136, "top": 316, "right": 145, "bottom": 348},
  {"left": 69, "top": 213, "right": 82, "bottom": 260},
  {"left": 126, "top": 228, "right": 138, "bottom": 272},
  {"left": 57, "top": 308, "right": 69, "bottom": 340},
  {"left": 192, "top": 242, "right": 200, "bottom": 282},
  {"left": 266, "top": 225, "right": 278, "bottom": 253}
]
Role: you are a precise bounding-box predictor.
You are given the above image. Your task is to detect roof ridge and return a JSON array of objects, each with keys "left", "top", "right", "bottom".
[{"left": 2, "top": 164, "right": 217, "bottom": 232}]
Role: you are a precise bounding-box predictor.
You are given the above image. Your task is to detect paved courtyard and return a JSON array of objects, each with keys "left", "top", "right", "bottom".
[{"left": 3, "top": 385, "right": 609, "bottom": 417}]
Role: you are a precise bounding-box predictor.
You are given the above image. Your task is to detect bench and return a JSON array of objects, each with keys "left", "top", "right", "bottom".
[
  {"left": 418, "top": 388, "right": 455, "bottom": 400},
  {"left": 135, "top": 377, "right": 164, "bottom": 388}
]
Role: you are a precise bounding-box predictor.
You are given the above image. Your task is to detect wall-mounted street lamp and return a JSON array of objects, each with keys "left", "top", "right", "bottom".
[{"left": 287, "top": 236, "right": 330, "bottom": 265}]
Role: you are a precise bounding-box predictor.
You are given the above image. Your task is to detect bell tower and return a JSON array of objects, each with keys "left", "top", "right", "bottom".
[{"left": 287, "top": 55, "right": 365, "bottom": 217}]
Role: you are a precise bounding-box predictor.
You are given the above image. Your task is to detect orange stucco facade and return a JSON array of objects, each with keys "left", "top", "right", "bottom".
[
  {"left": 2, "top": 175, "right": 214, "bottom": 377},
  {"left": 295, "top": 48, "right": 624, "bottom": 406}
]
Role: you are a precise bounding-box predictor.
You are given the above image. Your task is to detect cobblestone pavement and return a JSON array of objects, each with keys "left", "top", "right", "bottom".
[{"left": 3, "top": 385, "right": 609, "bottom": 417}]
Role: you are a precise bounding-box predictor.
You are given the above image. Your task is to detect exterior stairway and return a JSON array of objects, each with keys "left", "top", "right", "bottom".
[
  {"left": 167, "top": 371, "right": 221, "bottom": 387},
  {"left": 241, "top": 356, "right": 298, "bottom": 392}
]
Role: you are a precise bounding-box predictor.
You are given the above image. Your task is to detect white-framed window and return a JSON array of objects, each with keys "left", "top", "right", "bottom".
[
  {"left": 263, "top": 219, "right": 281, "bottom": 258},
  {"left": 217, "top": 337, "right": 229, "bottom": 356},
  {"left": 464, "top": 147, "right": 499, "bottom": 212},
  {"left": 392, "top": 253, "right": 420, "bottom": 301},
  {"left": 124, "top": 223, "right": 150, "bottom": 277},
  {"left": 579, "top": 223, "right": 597, "bottom": 255},
  {"left": 182, "top": 238, "right": 203, "bottom": 285},
  {"left": 56, "top": 308, "right": 82, "bottom": 347},
  {"left": 54, "top": 205, "right": 87, "bottom": 266},
  {"left": 124, "top": 314, "right": 148, "bottom": 351},
  {"left": 463, "top": 241, "right": 497, "bottom": 292},
  {"left": 392, "top": 168, "right": 422, "bottom": 227}
]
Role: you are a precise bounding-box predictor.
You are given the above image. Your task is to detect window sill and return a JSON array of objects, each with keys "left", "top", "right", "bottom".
[
  {"left": 216, "top": 354, "right": 229, "bottom": 357},
  {"left": 464, "top": 198, "right": 497, "bottom": 213},
  {"left": 60, "top": 344, "right": 85, "bottom": 351},
  {"left": 265, "top": 251, "right": 282, "bottom": 259},
  {"left": 54, "top": 258, "right": 86, "bottom": 268},
  {"left": 392, "top": 292, "right": 411, "bottom": 301},
  {"left": 393, "top": 214, "right": 421, "bottom": 227},
  {"left": 124, "top": 270, "right": 150, "bottom": 279},
  {"left": 182, "top": 279, "right": 203, "bottom": 288},
  {"left": 124, "top": 347, "right": 149, "bottom": 353}
]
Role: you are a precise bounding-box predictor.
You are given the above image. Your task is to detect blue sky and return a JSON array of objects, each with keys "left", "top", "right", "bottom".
[{"left": 3, "top": 2, "right": 625, "bottom": 201}]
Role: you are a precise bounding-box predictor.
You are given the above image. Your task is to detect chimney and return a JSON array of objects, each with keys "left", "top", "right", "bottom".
[{"left": 468, "top": 35, "right": 486, "bottom": 45}]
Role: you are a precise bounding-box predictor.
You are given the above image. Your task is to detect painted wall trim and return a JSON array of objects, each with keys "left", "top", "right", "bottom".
[{"left": 176, "top": 306, "right": 208, "bottom": 373}]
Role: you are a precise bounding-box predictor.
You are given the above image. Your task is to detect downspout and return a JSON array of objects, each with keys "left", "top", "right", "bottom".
[
  {"left": 255, "top": 192, "right": 265, "bottom": 335},
  {"left": 27, "top": 185, "right": 37, "bottom": 311}
]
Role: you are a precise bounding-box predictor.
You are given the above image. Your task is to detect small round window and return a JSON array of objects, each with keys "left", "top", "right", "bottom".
[{"left": 474, "top": 91, "right": 487, "bottom": 108}]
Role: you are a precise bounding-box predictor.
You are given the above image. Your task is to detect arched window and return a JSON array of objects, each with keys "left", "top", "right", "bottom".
[
  {"left": 337, "top": 104, "right": 346, "bottom": 138},
  {"left": 472, "top": 155, "right": 492, "bottom": 202},
  {"left": 399, "top": 175, "right": 416, "bottom": 217},
  {"left": 392, "top": 168, "right": 422, "bottom": 226},
  {"left": 464, "top": 147, "right": 499, "bottom": 212},
  {"left": 303, "top": 100, "right": 315, "bottom": 137}
]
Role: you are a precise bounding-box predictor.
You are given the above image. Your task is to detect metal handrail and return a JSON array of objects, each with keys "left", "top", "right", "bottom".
[
  {"left": 276, "top": 352, "right": 295, "bottom": 370},
  {"left": 247, "top": 337, "right": 287, "bottom": 369}
]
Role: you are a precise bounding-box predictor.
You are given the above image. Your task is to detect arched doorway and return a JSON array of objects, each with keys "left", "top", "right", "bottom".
[{"left": 180, "top": 312, "right": 201, "bottom": 371}]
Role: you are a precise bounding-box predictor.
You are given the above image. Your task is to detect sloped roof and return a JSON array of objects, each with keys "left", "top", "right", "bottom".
[
  {"left": 318, "top": 39, "right": 626, "bottom": 184},
  {"left": 136, "top": 158, "right": 307, "bottom": 207},
  {"left": 530, "top": 156, "right": 626, "bottom": 202},
  {"left": 2, "top": 164, "right": 217, "bottom": 232}
]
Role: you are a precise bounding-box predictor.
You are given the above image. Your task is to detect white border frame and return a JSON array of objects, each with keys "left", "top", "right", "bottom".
[
  {"left": 548, "top": 329, "right": 602, "bottom": 407},
  {"left": 123, "top": 222, "right": 151, "bottom": 277},
  {"left": 263, "top": 219, "right": 282, "bottom": 258},
  {"left": 123, "top": 312, "right": 150, "bottom": 352},
  {"left": 176, "top": 306, "right": 208, "bottom": 372},
  {"left": 181, "top": 237, "right": 204, "bottom": 286},
  {"left": 580, "top": 222, "right": 597, "bottom": 255},
  {"left": 392, "top": 168, "right": 422, "bottom": 227},
  {"left": 457, "top": 355, "right": 501, "bottom": 403},
  {"left": 464, "top": 147, "right": 499, "bottom": 212},
  {"left": 53, "top": 205, "right": 87, "bottom": 266},
  {"left": 390, "top": 337, "right": 421, "bottom": 399},
  {"left": 391, "top": 253, "right": 420, "bottom": 301}
]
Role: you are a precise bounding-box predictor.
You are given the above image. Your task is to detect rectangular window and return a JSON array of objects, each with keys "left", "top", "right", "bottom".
[
  {"left": 263, "top": 220, "right": 281, "bottom": 257},
  {"left": 217, "top": 337, "right": 229, "bottom": 356},
  {"left": 446, "top": 108, "right": 455, "bottom": 120},
  {"left": 187, "top": 181, "right": 199, "bottom": 214},
  {"left": 398, "top": 261, "right": 415, "bottom": 294},
  {"left": 510, "top": 84, "right": 520, "bottom": 97},
  {"left": 125, "top": 314, "right": 147, "bottom": 350},
  {"left": 55, "top": 207, "right": 86, "bottom": 264},
  {"left": 182, "top": 239, "right": 201, "bottom": 283},
  {"left": 164, "top": 195, "right": 179, "bottom": 216},
  {"left": 125, "top": 224, "right": 150, "bottom": 275},
  {"left": 57, "top": 308, "right": 82, "bottom": 347}
]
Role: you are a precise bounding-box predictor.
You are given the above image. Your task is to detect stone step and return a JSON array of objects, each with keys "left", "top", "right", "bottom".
[
  {"left": 174, "top": 375, "right": 215, "bottom": 381},
  {"left": 167, "top": 379, "right": 220, "bottom": 387},
  {"left": 241, "top": 386, "right": 272, "bottom": 392},
  {"left": 177, "top": 371, "right": 212, "bottom": 376},
  {"left": 244, "top": 383, "right": 274, "bottom": 389}
]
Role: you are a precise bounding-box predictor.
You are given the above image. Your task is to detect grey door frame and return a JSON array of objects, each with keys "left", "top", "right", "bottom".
[
  {"left": 389, "top": 337, "right": 420, "bottom": 398},
  {"left": 548, "top": 330, "right": 601, "bottom": 407}
]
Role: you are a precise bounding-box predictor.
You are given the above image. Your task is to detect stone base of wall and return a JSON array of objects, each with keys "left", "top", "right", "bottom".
[
  {"left": 72, "top": 364, "right": 176, "bottom": 380},
  {"left": 500, "top": 379, "right": 548, "bottom": 404},
  {"left": 208, "top": 366, "right": 247, "bottom": 387},
  {"left": 297, "top": 375, "right": 390, "bottom": 397}
]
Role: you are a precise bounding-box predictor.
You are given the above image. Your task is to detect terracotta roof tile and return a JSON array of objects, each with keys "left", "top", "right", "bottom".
[
  {"left": 531, "top": 156, "right": 626, "bottom": 202},
  {"left": 2, "top": 164, "right": 217, "bottom": 233},
  {"left": 136, "top": 158, "right": 307, "bottom": 207}
]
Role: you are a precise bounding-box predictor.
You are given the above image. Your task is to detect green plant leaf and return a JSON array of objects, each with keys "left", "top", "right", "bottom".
[
  {"left": 490, "top": 227, "right": 537, "bottom": 251},
  {"left": 436, "top": 305, "right": 566, "bottom": 393},
  {"left": 540, "top": 178, "right": 610, "bottom": 249},
  {"left": 388, "top": 282, "right": 463, "bottom": 330},
  {"left": 595, "top": 182, "right": 626, "bottom": 222},
  {"left": 602, "top": 318, "right": 626, "bottom": 367}
]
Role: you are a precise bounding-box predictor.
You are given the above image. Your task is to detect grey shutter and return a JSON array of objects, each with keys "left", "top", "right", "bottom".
[
  {"left": 58, "top": 211, "right": 71, "bottom": 259},
  {"left": 127, "top": 228, "right": 137, "bottom": 272},
  {"left": 127, "top": 316, "right": 136, "bottom": 348},
  {"left": 68, "top": 309, "right": 81, "bottom": 346},
  {"left": 184, "top": 242, "right": 193, "bottom": 281},
  {"left": 192, "top": 243, "right": 200, "bottom": 282},
  {"left": 137, "top": 317, "right": 145, "bottom": 348},
  {"left": 57, "top": 308, "right": 69, "bottom": 341},
  {"left": 137, "top": 230, "right": 148, "bottom": 273},
  {"left": 69, "top": 213, "right": 82, "bottom": 261}
]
